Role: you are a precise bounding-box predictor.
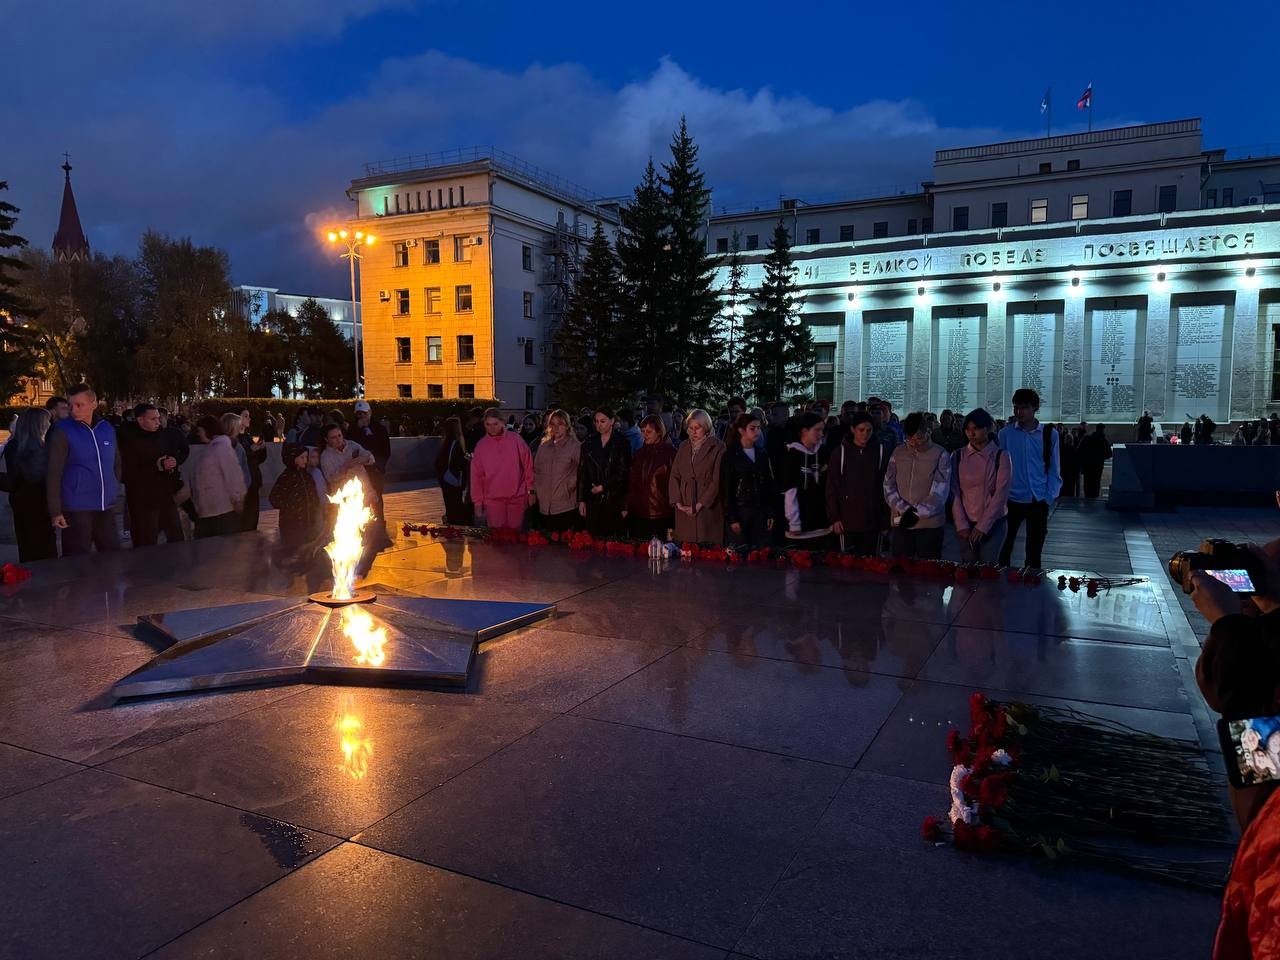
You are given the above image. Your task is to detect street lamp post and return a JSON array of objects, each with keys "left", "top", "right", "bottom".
[{"left": 326, "top": 228, "right": 376, "bottom": 397}]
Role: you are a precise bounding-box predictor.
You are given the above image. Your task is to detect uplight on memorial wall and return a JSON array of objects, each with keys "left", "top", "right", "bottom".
[
  {"left": 1153, "top": 266, "right": 1169, "bottom": 291},
  {"left": 1241, "top": 262, "right": 1261, "bottom": 289},
  {"left": 989, "top": 278, "right": 1005, "bottom": 301},
  {"left": 1067, "top": 272, "right": 1083, "bottom": 296}
]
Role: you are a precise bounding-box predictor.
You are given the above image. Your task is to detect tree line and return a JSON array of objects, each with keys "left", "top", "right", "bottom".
[
  {"left": 0, "top": 181, "right": 353, "bottom": 405},
  {"left": 552, "top": 117, "right": 811, "bottom": 411}
]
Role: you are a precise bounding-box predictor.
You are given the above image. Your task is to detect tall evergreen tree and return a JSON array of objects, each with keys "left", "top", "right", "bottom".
[
  {"left": 615, "top": 159, "right": 669, "bottom": 401},
  {"left": 741, "top": 221, "right": 812, "bottom": 405},
  {"left": 659, "top": 117, "right": 721, "bottom": 406},
  {"left": 718, "top": 230, "right": 747, "bottom": 399},
  {"left": 552, "top": 221, "right": 623, "bottom": 409},
  {"left": 295, "top": 298, "right": 355, "bottom": 398},
  {"left": 0, "top": 181, "right": 46, "bottom": 398}
]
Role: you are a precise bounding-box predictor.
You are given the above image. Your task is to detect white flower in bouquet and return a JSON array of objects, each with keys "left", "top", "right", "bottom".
[{"left": 991, "top": 749, "right": 1013, "bottom": 767}]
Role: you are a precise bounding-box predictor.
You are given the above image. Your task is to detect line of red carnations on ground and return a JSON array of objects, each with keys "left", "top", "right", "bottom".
[
  {"left": 1, "top": 563, "right": 32, "bottom": 584},
  {"left": 400, "top": 522, "right": 1047, "bottom": 584}
]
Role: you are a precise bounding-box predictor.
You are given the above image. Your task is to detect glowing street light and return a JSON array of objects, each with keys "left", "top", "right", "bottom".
[{"left": 326, "top": 227, "right": 376, "bottom": 397}]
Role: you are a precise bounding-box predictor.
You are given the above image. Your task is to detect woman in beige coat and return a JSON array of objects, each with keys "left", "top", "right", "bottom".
[
  {"left": 669, "top": 409, "right": 725, "bottom": 544},
  {"left": 533, "top": 409, "right": 581, "bottom": 532}
]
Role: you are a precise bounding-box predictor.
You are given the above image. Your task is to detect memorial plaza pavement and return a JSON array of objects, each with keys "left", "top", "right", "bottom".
[{"left": 0, "top": 483, "right": 1277, "bottom": 959}]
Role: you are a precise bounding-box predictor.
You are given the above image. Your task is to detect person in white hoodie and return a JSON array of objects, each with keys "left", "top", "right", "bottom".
[
  {"left": 781, "top": 411, "right": 832, "bottom": 545},
  {"left": 191, "top": 415, "right": 246, "bottom": 538}
]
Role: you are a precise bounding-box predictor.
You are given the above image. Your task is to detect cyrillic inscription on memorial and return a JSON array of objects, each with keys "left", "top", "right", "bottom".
[
  {"left": 1085, "top": 308, "right": 1138, "bottom": 418},
  {"left": 865, "top": 320, "right": 908, "bottom": 409},
  {"left": 1172, "top": 303, "right": 1226, "bottom": 417},
  {"left": 1010, "top": 312, "right": 1059, "bottom": 419},
  {"left": 933, "top": 314, "right": 981, "bottom": 413}
]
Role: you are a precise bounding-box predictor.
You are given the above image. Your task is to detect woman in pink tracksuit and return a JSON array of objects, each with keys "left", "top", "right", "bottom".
[{"left": 469, "top": 407, "right": 534, "bottom": 530}]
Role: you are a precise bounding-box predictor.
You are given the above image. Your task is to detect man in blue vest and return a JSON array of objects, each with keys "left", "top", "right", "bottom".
[{"left": 46, "top": 383, "right": 122, "bottom": 556}]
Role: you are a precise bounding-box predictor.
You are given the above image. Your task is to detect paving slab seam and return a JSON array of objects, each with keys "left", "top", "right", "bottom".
[
  {"left": 553, "top": 710, "right": 872, "bottom": 775},
  {"left": 0, "top": 762, "right": 87, "bottom": 805},
  {"left": 335, "top": 837, "right": 739, "bottom": 956}
]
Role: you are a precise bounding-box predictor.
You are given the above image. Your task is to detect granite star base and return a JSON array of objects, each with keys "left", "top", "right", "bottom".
[{"left": 113, "top": 595, "right": 555, "bottom": 699}]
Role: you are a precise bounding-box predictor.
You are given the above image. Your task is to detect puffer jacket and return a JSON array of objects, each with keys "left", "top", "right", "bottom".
[
  {"left": 534, "top": 435, "right": 580, "bottom": 516},
  {"left": 883, "top": 441, "right": 950, "bottom": 529},
  {"left": 192, "top": 435, "right": 247, "bottom": 518}
]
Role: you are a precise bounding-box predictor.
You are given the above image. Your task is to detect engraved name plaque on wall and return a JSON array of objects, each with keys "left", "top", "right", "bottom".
[
  {"left": 864, "top": 319, "right": 908, "bottom": 410},
  {"left": 1085, "top": 308, "right": 1139, "bottom": 418},
  {"left": 1171, "top": 302, "right": 1227, "bottom": 419},
  {"left": 932, "top": 313, "right": 982, "bottom": 413},
  {"left": 1010, "top": 312, "right": 1060, "bottom": 420}
]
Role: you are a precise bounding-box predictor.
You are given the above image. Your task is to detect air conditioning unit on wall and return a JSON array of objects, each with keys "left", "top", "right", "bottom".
[
  {"left": 407, "top": 239, "right": 419, "bottom": 247},
  {"left": 1247, "top": 196, "right": 1262, "bottom": 205},
  {"left": 378, "top": 291, "right": 390, "bottom": 302},
  {"left": 516, "top": 337, "right": 528, "bottom": 345}
]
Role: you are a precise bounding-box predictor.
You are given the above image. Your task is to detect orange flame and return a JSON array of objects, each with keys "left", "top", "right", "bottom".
[
  {"left": 340, "top": 603, "right": 388, "bottom": 667},
  {"left": 326, "top": 475, "right": 372, "bottom": 601},
  {"left": 333, "top": 696, "right": 373, "bottom": 781}
]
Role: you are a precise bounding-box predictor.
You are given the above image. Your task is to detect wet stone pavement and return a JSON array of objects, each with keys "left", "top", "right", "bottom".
[{"left": 0, "top": 498, "right": 1277, "bottom": 959}]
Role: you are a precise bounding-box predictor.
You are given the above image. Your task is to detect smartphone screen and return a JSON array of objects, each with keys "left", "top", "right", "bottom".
[
  {"left": 1218, "top": 716, "right": 1280, "bottom": 788},
  {"left": 1204, "top": 568, "right": 1256, "bottom": 593}
]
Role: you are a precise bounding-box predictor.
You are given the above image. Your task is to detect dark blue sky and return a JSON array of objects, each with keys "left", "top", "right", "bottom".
[{"left": 7, "top": 0, "right": 1279, "bottom": 298}]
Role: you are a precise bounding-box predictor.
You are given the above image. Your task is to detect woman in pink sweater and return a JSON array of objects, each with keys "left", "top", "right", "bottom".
[{"left": 469, "top": 407, "right": 534, "bottom": 530}]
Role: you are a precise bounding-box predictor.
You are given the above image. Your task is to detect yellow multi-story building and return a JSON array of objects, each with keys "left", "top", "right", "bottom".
[{"left": 345, "top": 149, "right": 617, "bottom": 411}]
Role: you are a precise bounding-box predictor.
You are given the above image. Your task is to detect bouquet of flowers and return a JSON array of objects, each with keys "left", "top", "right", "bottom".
[{"left": 925, "top": 693, "right": 1234, "bottom": 889}]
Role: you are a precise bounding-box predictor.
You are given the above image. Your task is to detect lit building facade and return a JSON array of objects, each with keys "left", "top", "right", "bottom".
[
  {"left": 232, "top": 285, "right": 359, "bottom": 342},
  {"left": 344, "top": 149, "right": 617, "bottom": 409},
  {"left": 710, "top": 119, "right": 1280, "bottom": 424}
]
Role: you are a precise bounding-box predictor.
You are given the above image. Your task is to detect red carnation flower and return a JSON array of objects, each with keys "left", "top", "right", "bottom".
[{"left": 921, "top": 816, "right": 943, "bottom": 842}]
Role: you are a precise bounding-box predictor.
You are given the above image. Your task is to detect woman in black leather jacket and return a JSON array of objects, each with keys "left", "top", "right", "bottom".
[
  {"left": 721, "top": 413, "right": 776, "bottom": 547},
  {"left": 577, "top": 407, "right": 631, "bottom": 537}
]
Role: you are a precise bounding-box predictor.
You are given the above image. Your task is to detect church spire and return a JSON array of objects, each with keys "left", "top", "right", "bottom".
[{"left": 52, "top": 155, "right": 90, "bottom": 262}]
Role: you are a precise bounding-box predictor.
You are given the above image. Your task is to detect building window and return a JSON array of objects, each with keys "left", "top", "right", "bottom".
[
  {"left": 1223, "top": 187, "right": 1234, "bottom": 206},
  {"left": 393, "top": 241, "right": 409, "bottom": 267},
  {"left": 448, "top": 187, "right": 455, "bottom": 207},
  {"left": 524, "top": 339, "right": 535, "bottom": 365},
  {"left": 457, "top": 335, "right": 475, "bottom": 363},
  {"left": 813, "top": 343, "right": 836, "bottom": 402},
  {"left": 1030, "top": 199, "right": 1048, "bottom": 223},
  {"left": 1067, "top": 159, "right": 1080, "bottom": 171},
  {"left": 1273, "top": 325, "right": 1280, "bottom": 402},
  {"left": 455, "top": 285, "right": 472, "bottom": 312},
  {"left": 383, "top": 197, "right": 389, "bottom": 216},
  {"left": 426, "top": 336, "right": 442, "bottom": 363},
  {"left": 459, "top": 383, "right": 475, "bottom": 400},
  {"left": 1158, "top": 184, "right": 1177, "bottom": 213},
  {"left": 839, "top": 224, "right": 855, "bottom": 242},
  {"left": 427, "top": 384, "right": 443, "bottom": 399},
  {"left": 522, "top": 244, "right": 533, "bottom": 271},
  {"left": 746, "top": 234, "right": 759, "bottom": 249},
  {"left": 1071, "top": 194, "right": 1089, "bottom": 219},
  {"left": 805, "top": 228, "right": 820, "bottom": 245},
  {"left": 522, "top": 291, "right": 534, "bottom": 319},
  {"left": 394, "top": 289, "right": 410, "bottom": 315},
  {"left": 423, "top": 239, "right": 440, "bottom": 264},
  {"left": 1205, "top": 188, "right": 1217, "bottom": 208},
  {"left": 1038, "top": 162, "right": 1051, "bottom": 174},
  {"left": 715, "top": 237, "right": 729, "bottom": 253},
  {"left": 872, "top": 221, "right": 889, "bottom": 239},
  {"left": 525, "top": 385, "right": 535, "bottom": 409},
  {"left": 397, "top": 384, "right": 412, "bottom": 398},
  {"left": 459, "top": 185, "right": 465, "bottom": 205},
  {"left": 990, "top": 202, "right": 1008, "bottom": 228},
  {"left": 921, "top": 217, "right": 933, "bottom": 233},
  {"left": 1112, "top": 189, "right": 1132, "bottom": 217},
  {"left": 907, "top": 218, "right": 919, "bottom": 235},
  {"left": 395, "top": 337, "right": 411, "bottom": 363},
  {"left": 453, "top": 236, "right": 470, "bottom": 262},
  {"left": 952, "top": 206, "right": 969, "bottom": 231},
  {"left": 424, "top": 287, "right": 440, "bottom": 314}
]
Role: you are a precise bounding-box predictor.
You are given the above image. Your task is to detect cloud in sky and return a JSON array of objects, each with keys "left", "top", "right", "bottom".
[{"left": 6, "top": 13, "right": 1028, "bottom": 298}]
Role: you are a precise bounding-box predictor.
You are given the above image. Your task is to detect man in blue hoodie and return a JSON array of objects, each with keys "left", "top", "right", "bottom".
[{"left": 46, "top": 383, "right": 122, "bottom": 556}]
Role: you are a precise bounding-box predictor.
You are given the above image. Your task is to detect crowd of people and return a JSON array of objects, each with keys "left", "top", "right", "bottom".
[
  {"left": 1, "top": 385, "right": 394, "bottom": 563},
  {"left": 430, "top": 388, "right": 1118, "bottom": 571}
]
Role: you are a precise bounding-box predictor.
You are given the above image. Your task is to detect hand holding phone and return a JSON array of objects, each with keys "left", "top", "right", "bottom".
[{"left": 1204, "top": 568, "right": 1257, "bottom": 594}]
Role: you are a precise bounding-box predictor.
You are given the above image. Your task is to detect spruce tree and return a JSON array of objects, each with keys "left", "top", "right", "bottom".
[
  {"left": 615, "top": 159, "right": 669, "bottom": 402},
  {"left": 660, "top": 117, "right": 721, "bottom": 406},
  {"left": 0, "top": 182, "right": 46, "bottom": 398},
  {"left": 741, "top": 221, "right": 812, "bottom": 404},
  {"left": 718, "top": 230, "right": 746, "bottom": 399},
  {"left": 553, "top": 221, "right": 623, "bottom": 410}
]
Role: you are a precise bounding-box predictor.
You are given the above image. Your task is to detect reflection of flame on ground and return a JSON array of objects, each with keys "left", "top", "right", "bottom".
[
  {"left": 341, "top": 604, "right": 388, "bottom": 667},
  {"left": 326, "top": 476, "right": 372, "bottom": 601},
  {"left": 333, "top": 695, "right": 373, "bottom": 781}
]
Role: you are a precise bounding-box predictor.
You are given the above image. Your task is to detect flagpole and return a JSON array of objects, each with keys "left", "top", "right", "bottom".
[
  {"left": 1047, "top": 88, "right": 1052, "bottom": 137},
  {"left": 1089, "top": 85, "right": 1093, "bottom": 132}
]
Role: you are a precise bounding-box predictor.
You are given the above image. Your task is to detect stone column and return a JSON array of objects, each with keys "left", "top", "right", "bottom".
[
  {"left": 842, "top": 298, "right": 862, "bottom": 403},
  {"left": 984, "top": 298, "right": 1007, "bottom": 412},
  {"left": 1143, "top": 290, "right": 1171, "bottom": 421},
  {"left": 1060, "top": 294, "right": 1085, "bottom": 422},
  {"left": 1230, "top": 286, "right": 1261, "bottom": 421},
  {"left": 908, "top": 302, "right": 931, "bottom": 412}
]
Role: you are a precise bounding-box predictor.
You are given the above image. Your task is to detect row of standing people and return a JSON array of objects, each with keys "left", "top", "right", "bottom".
[{"left": 434, "top": 389, "right": 1066, "bottom": 569}]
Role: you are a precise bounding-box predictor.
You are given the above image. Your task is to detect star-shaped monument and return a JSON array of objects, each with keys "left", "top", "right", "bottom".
[{"left": 113, "top": 590, "right": 555, "bottom": 699}]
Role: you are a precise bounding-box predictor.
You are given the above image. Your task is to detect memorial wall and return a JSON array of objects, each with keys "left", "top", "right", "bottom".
[{"left": 717, "top": 215, "right": 1280, "bottom": 421}]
